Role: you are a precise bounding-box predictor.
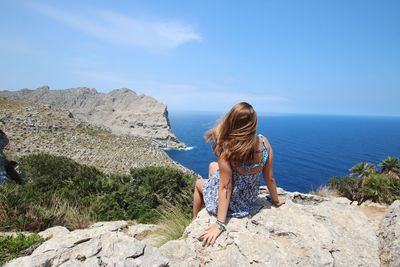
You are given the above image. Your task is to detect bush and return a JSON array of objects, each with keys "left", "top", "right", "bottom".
[
  {"left": 362, "top": 174, "right": 400, "bottom": 203},
  {"left": 0, "top": 153, "right": 195, "bottom": 231},
  {"left": 122, "top": 167, "right": 194, "bottom": 223},
  {"left": 328, "top": 176, "right": 366, "bottom": 204},
  {"left": 328, "top": 174, "right": 400, "bottom": 205},
  {"left": 328, "top": 157, "right": 400, "bottom": 205},
  {"left": 0, "top": 233, "right": 44, "bottom": 265}
]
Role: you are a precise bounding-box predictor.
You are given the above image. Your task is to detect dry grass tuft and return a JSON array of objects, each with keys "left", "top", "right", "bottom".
[
  {"left": 309, "top": 185, "right": 339, "bottom": 197},
  {"left": 0, "top": 194, "right": 93, "bottom": 232},
  {"left": 151, "top": 201, "right": 191, "bottom": 247}
]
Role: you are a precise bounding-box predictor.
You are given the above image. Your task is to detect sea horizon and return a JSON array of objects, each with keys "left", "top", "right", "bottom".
[
  {"left": 166, "top": 112, "right": 400, "bottom": 193},
  {"left": 169, "top": 109, "right": 400, "bottom": 119}
]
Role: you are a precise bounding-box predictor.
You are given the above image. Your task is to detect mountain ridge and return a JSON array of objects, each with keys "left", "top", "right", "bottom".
[
  {"left": 0, "top": 86, "right": 184, "bottom": 148},
  {"left": 0, "top": 97, "right": 195, "bottom": 176}
]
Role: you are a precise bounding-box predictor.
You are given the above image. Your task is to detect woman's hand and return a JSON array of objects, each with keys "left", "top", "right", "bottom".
[
  {"left": 272, "top": 196, "right": 286, "bottom": 207},
  {"left": 199, "top": 224, "right": 222, "bottom": 246}
]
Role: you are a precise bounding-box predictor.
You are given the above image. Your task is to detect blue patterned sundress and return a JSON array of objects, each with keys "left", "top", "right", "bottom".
[{"left": 202, "top": 134, "right": 269, "bottom": 217}]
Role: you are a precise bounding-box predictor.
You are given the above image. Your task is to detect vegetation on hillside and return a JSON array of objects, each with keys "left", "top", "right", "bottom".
[
  {"left": 0, "top": 153, "right": 194, "bottom": 232},
  {"left": 1, "top": 97, "right": 191, "bottom": 176},
  {"left": 0, "top": 233, "right": 44, "bottom": 265},
  {"left": 327, "top": 157, "right": 400, "bottom": 205}
]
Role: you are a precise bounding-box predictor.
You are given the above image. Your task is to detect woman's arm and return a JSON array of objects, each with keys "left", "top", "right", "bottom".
[
  {"left": 216, "top": 158, "right": 233, "bottom": 223},
  {"left": 262, "top": 137, "right": 285, "bottom": 206},
  {"left": 201, "top": 158, "right": 232, "bottom": 246}
]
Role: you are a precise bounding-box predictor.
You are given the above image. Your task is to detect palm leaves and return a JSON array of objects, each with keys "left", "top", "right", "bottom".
[
  {"left": 349, "top": 162, "right": 377, "bottom": 178},
  {"left": 349, "top": 157, "right": 400, "bottom": 178},
  {"left": 329, "top": 157, "right": 400, "bottom": 205},
  {"left": 379, "top": 157, "right": 400, "bottom": 177}
]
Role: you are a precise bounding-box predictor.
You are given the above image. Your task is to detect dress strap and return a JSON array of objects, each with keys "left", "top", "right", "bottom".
[
  {"left": 237, "top": 134, "right": 268, "bottom": 171},
  {"left": 258, "top": 134, "right": 267, "bottom": 150},
  {"left": 258, "top": 134, "right": 268, "bottom": 165}
]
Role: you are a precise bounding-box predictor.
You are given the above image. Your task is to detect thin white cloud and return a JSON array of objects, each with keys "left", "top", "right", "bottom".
[
  {"left": 150, "top": 85, "right": 289, "bottom": 111},
  {"left": 72, "top": 69, "right": 288, "bottom": 111},
  {"left": 31, "top": 3, "right": 202, "bottom": 52}
]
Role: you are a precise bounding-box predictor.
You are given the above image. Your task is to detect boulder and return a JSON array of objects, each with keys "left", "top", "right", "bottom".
[
  {"left": 160, "top": 191, "right": 381, "bottom": 266},
  {"left": 378, "top": 200, "right": 400, "bottom": 267},
  {"left": 5, "top": 221, "right": 169, "bottom": 267},
  {"left": 38, "top": 226, "right": 70, "bottom": 240}
]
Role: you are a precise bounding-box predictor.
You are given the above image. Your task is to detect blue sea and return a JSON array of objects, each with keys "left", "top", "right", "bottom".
[{"left": 166, "top": 112, "right": 400, "bottom": 193}]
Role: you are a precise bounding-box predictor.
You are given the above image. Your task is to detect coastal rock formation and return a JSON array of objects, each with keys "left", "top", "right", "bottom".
[
  {"left": 5, "top": 221, "right": 169, "bottom": 267},
  {"left": 5, "top": 189, "right": 397, "bottom": 267},
  {"left": 160, "top": 189, "right": 382, "bottom": 266},
  {"left": 0, "top": 86, "right": 184, "bottom": 148},
  {"left": 0, "top": 98, "right": 195, "bottom": 176},
  {"left": 378, "top": 200, "right": 400, "bottom": 267}
]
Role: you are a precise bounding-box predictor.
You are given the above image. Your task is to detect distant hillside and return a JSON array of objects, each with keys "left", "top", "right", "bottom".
[
  {"left": 0, "top": 86, "right": 185, "bottom": 148},
  {"left": 0, "top": 97, "right": 194, "bottom": 176}
]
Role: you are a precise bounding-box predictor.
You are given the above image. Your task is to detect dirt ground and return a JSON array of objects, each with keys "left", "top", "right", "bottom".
[{"left": 356, "top": 204, "right": 388, "bottom": 230}]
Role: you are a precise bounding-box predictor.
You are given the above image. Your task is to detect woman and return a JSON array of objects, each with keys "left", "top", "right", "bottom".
[{"left": 192, "top": 102, "right": 285, "bottom": 246}]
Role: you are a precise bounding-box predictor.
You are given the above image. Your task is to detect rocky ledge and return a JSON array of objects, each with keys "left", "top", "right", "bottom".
[
  {"left": 5, "top": 190, "right": 399, "bottom": 267},
  {"left": 0, "top": 86, "right": 185, "bottom": 149}
]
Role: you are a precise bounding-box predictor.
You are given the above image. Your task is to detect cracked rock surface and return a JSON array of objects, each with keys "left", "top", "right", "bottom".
[
  {"left": 4, "top": 221, "right": 168, "bottom": 267},
  {"left": 378, "top": 200, "right": 400, "bottom": 267},
  {"left": 160, "top": 190, "right": 381, "bottom": 267}
]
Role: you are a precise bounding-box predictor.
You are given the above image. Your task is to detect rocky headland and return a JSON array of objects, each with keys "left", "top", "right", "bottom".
[
  {"left": 0, "top": 97, "right": 194, "bottom": 176},
  {"left": 0, "top": 86, "right": 184, "bottom": 149},
  {"left": 4, "top": 190, "right": 399, "bottom": 267},
  {"left": 1, "top": 87, "right": 399, "bottom": 267}
]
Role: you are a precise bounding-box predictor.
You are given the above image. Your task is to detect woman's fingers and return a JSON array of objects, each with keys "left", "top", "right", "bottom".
[
  {"left": 200, "top": 226, "right": 222, "bottom": 246},
  {"left": 202, "top": 233, "right": 211, "bottom": 246},
  {"left": 200, "top": 227, "right": 210, "bottom": 237},
  {"left": 210, "top": 234, "right": 218, "bottom": 245},
  {"left": 206, "top": 234, "right": 214, "bottom": 246}
]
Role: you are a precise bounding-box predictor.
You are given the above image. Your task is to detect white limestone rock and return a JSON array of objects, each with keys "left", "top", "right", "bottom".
[
  {"left": 378, "top": 200, "right": 400, "bottom": 267},
  {"left": 160, "top": 191, "right": 381, "bottom": 267},
  {"left": 38, "top": 226, "right": 69, "bottom": 239},
  {"left": 4, "top": 221, "right": 168, "bottom": 267}
]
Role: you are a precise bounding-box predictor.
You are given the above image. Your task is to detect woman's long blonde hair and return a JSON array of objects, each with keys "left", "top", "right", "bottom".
[{"left": 204, "top": 102, "right": 258, "bottom": 166}]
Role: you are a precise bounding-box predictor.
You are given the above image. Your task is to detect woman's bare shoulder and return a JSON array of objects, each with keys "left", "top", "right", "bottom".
[{"left": 260, "top": 134, "right": 272, "bottom": 150}]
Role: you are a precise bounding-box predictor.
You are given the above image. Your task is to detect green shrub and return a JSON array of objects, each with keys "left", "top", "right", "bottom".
[
  {"left": 0, "top": 153, "right": 195, "bottom": 231},
  {"left": 328, "top": 157, "right": 400, "bottom": 205},
  {"left": 362, "top": 174, "right": 400, "bottom": 203},
  {"left": 89, "top": 194, "right": 127, "bottom": 221},
  {"left": 0, "top": 233, "right": 44, "bottom": 265},
  {"left": 328, "top": 174, "right": 400, "bottom": 205},
  {"left": 328, "top": 176, "right": 366, "bottom": 204}
]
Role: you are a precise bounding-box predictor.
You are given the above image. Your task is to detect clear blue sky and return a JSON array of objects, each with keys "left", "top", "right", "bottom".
[{"left": 1, "top": 0, "right": 399, "bottom": 116}]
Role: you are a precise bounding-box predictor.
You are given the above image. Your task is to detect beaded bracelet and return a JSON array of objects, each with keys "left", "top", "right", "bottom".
[{"left": 215, "top": 220, "right": 226, "bottom": 232}]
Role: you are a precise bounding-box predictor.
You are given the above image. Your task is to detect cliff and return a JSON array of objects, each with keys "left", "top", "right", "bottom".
[
  {"left": 4, "top": 191, "right": 399, "bottom": 267},
  {"left": 0, "top": 98, "right": 194, "bottom": 176},
  {"left": 0, "top": 86, "right": 184, "bottom": 148}
]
